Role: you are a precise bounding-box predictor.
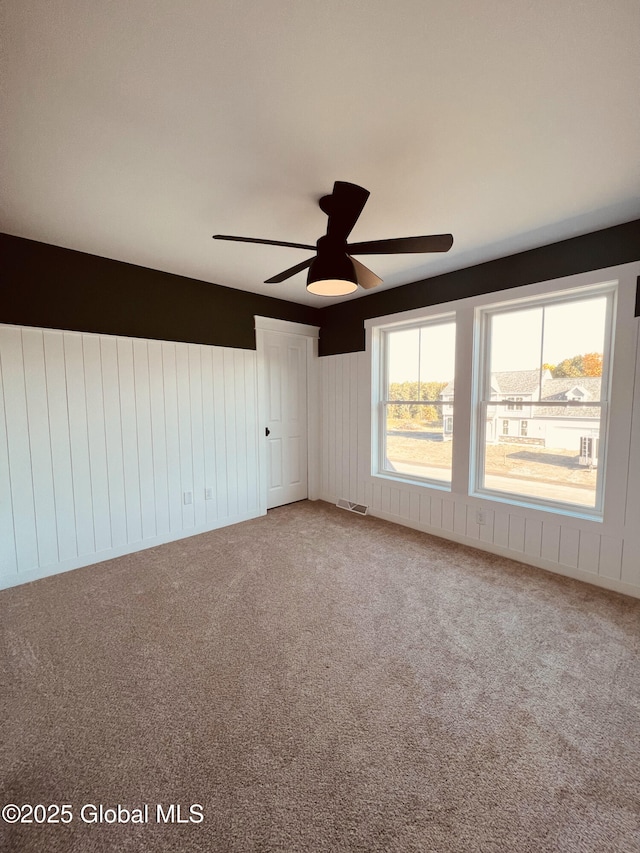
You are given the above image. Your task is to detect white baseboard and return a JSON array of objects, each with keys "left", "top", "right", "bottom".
[
  {"left": 0, "top": 509, "right": 265, "bottom": 592},
  {"left": 320, "top": 493, "right": 640, "bottom": 601}
]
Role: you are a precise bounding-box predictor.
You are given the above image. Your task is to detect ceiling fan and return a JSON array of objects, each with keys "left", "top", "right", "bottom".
[{"left": 213, "top": 181, "right": 454, "bottom": 296}]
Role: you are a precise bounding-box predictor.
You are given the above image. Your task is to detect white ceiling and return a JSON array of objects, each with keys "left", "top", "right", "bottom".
[{"left": 2, "top": 1, "right": 639, "bottom": 308}]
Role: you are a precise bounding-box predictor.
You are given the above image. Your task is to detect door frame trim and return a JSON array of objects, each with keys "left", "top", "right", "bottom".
[{"left": 255, "top": 317, "right": 321, "bottom": 511}]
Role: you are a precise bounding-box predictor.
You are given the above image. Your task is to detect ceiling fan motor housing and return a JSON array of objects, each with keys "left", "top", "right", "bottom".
[
  {"left": 308, "top": 237, "right": 356, "bottom": 284},
  {"left": 307, "top": 236, "right": 358, "bottom": 295}
]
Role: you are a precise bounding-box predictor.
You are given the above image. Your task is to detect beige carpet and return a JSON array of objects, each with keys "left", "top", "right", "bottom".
[{"left": 1, "top": 500, "right": 639, "bottom": 853}]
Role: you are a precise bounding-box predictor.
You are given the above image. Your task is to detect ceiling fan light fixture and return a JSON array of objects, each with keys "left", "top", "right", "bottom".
[{"left": 306, "top": 252, "right": 358, "bottom": 296}]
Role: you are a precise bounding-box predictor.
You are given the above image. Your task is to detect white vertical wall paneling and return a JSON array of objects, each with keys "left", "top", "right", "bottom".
[
  {"left": 400, "top": 490, "right": 411, "bottom": 520},
  {"left": 390, "top": 486, "right": 400, "bottom": 517},
  {"left": 479, "top": 508, "right": 494, "bottom": 542},
  {"left": 133, "top": 339, "right": 157, "bottom": 540},
  {"left": 244, "top": 350, "right": 259, "bottom": 512},
  {"left": 357, "top": 352, "right": 369, "bottom": 506},
  {"left": 621, "top": 324, "right": 640, "bottom": 586},
  {"left": 341, "top": 356, "right": 350, "bottom": 502},
  {"left": 559, "top": 527, "right": 580, "bottom": 569},
  {"left": 100, "top": 336, "right": 127, "bottom": 549},
  {"left": 83, "top": 334, "right": 112, "bottom": 553},
  {"left": 212, "top": 347, "right": 229, "bottom": 519},
  {"left": 409, "top": 491, "right": 420, "bottom": 524},
  {"left": 200, "top": 346, "right": 216, "bottom": 524},
  {"left": 223, "top": 348, "right": 238, "bottom": 519},
  {"left": 162, "top": 342, "right": 183, "bottom": 532},
  {"left": 493, "top": 511, "right": 510, "bottom": 548},
  {"left": 147, "top": 340, "right": 170, "bottom": 537},
  {"left": 233, "top": 349, "right": 248, "bottom": 516},
  {"left": 430, "top": 496, "right": 443, "bottom": 530},
  {"left": 524, "top": 519, "right": 542, "bottom": 560},
  {"left": 189, "top": 345, "right": 206, "bottom": 527},
  {"left": 465, "top": 505, "right": 480, "bottom": 540},
  {"left": 349, "top": 355, "right": 358, "bottom": 502},
  {"left": 321, "top": 358, "right": 329, "bottom": 499},
  {"left": 117, "top": 337, "right": 143, "bottom": 544},
  {"left": 341, "top": 357, "right": 351, "bottom": 502},
  {"left": 339, "top": 357, "right": 346, "bottom": 502},
  {"left": 331, "top": 356, "right": 337, "bottom": 503},
  {"left": 2, "top": 328, "right": 39, "bottom": 570},
  {"left": 176, "top": 343, "right": 195, "bottom": 528},
  {"left": 0, "top": 344, "right": 18, "bottom": 575},
  {"left": 420, "top": 493, "right": 432, "bottom": 526},
  {"left": 540, "top": 523, "right": 560, "bottom": 563},
  {"left": 578, "top": 530, "right": 601, "bottom": 575},
  {"left": 0, "top": 325, "right": 265, "bottom": 589},
  {"left": 44, "top": 330, "right": 77, "bottom": 562},
  {"left": 22, "top": 328, "right": 59, "bottom": 566},
  {"left": 508, "top": 515, "right": 525, "bottom": 552},
  {"left": 599, "top": 535, "right": 623, "bottom": 581},
  {"left": 442, "top": 499, "right": 455, "bottom": 532},
  {"left": 65, "top": 332, "right": 96, "bottom": 556},
  {"left": 453, "top": 501, "right": 466, "bottom": 536}
]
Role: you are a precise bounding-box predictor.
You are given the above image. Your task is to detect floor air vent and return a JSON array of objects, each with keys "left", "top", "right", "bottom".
[{"left": 336, "top": 499, "right": 368, "bottom": 516}]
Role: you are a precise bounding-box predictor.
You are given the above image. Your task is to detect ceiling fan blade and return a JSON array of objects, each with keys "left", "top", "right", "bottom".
[
  {"left": 265, "top": 257, "right": 315, "bottom": 284},
  {"left": 347, "top": 234, "right": 454, "bottom": 254},
  {"left": 324, "top": 181, "right": 370, "bottom": 242},
  {"left": 350, "top": 257, "right": 383, "bottom": 290},
  {"left": 213, "top": 234, "right": 315, "bottom": 251}
]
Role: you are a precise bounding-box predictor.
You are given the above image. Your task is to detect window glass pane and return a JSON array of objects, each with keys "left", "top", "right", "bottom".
[
  {"left": 418, "top": 323, "right": 456, "bottom": 399},
  {"left": 490, "top": 307, "right": 543, "bottom": 374},
  {"left": 541, "top": 297, "right": 606, "bottom": 401},
  {"left": 481, "top": 406, "right": 601, "bottom": 508},
  {"left": 478, "top": 290, "right": 611, "bottom": 512},
  {"left": 386, "top": 328, "right": 419, "bottom": 395},
  {"left": 383, "top": 320, "right": 456, "bottom": 485},
  {"left": 384, "top": 404, "right": 452, "bottom": 483}
]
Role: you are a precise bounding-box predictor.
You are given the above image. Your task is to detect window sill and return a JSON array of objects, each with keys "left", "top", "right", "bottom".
[
  {"left": 470, "top": 487, "right": 603, "bottom": 522},
  {"left": 373, "top": 470, "right": 452, "bottom": 492}
]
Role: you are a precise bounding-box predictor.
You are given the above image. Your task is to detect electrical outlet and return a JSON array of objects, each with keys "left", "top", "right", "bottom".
[
  {"left": 204, "top": 487, "right": 213, "bottom": 500},
  {"left": 475, "top": 509, "right": 486, "bottom": 525},
  {"left": 183, "top": 491, "right": 193, "bottom": 505}
]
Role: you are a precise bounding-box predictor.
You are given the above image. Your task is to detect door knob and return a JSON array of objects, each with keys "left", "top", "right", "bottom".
[{"left": 265, "top": 427, "right": 270, "bottom": 436}]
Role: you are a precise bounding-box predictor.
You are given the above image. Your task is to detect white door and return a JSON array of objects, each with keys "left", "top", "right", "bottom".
[{"left": 262, "top": 330, "right": 308, "bottom": 508}]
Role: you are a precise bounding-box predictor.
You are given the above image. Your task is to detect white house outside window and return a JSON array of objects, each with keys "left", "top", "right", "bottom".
[
  {"left": 472, "top": 283, "right": 616, "bottom": 516},
  {"left": 378, "top": 317, "right": 456, "bottom": 487}
]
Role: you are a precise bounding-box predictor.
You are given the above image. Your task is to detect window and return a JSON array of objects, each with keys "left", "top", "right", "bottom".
[
  {"left": 473, "top": 284, "right": 615, "bottom": 514},
  {"left": 377, "top": 317, "right": 456, "bottom": 486},
  {"left": 370, "top": 274, "right": 625, "bottom": 523}
]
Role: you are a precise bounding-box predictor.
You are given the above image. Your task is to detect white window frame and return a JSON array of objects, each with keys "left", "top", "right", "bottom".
[
  {"left": 470, "top": 281, "right": 617, "bottom": 519},
  {"left": 367, "top": 261, "right": 636, "bottom": 528},
  {"left": 373, "top": 312, "right": 456, "bottom": 490}
]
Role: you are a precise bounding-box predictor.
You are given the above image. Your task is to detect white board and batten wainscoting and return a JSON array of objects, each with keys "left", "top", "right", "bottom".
[{"left": 0, "top": 317, "right": 319, "bottom": 590}]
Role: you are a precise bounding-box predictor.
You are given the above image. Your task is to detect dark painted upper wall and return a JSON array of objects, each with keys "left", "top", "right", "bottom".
[
  {"left": 318, "top": 219, "right": 640, "bottom": 355},
  {"left": 2, "top": 222, "right": 639, "bottom": 354},
  {"left": 0, "top": 233, "right": 320, "bottom": 350}
]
